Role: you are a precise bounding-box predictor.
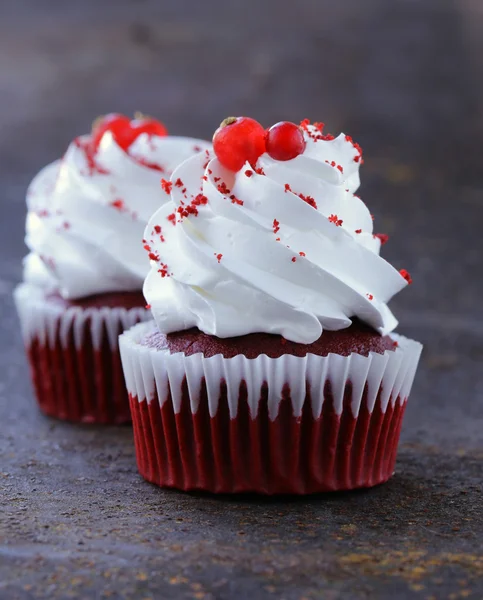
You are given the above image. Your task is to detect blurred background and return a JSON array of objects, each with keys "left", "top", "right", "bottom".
[{"left": 1, "top": 0, "right": 483, "bottom": 445}]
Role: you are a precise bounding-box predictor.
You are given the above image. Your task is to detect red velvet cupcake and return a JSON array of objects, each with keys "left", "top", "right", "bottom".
[
  {"left": 119, "top": 117, "right": 422, "bottom": 492},
  {"left": 14, "top": 114, "right": 211, "bottom": 424}
]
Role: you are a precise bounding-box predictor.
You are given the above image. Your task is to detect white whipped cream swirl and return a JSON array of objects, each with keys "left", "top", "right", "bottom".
[
  {"left": 144, "top": 127, "right": 408, "bottom": 343},
  {"left": 25, "top": 132, "right": 211, "bottom": 299}
]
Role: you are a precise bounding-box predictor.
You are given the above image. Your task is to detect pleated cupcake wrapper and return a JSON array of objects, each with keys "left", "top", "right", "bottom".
[
  {"left": 120, "top": 321, "right": 422, "bottom": 494},
  {"left": 14, "top": 283, "right": 149, "bottom": 424}
]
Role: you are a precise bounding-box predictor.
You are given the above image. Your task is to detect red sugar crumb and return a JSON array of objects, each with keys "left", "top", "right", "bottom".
[
  {"left": 366, "top": 294, "right": 374, "bottom": 301},
  {"left": 158, "top": 263, "right": 170, "bottom": 278},
  {"left": 174, "top": 178, "right": 183, "bottom": 187},
  {"left": 254, "top": 166, "right": 265, "bottom": 176},
  {"left": 145, "top": 304, "right": 151, "bottom": 309},
  {"left": 154, "top": 225, "right": 161, "bottom": 234},
  {"left": 214, "top": 176, "right": 221, "bottom": 183},
  {"left": 393, "top": 340, "right": 399, "bottom": 348},
  {"left": 355, "top": 229, "right": 362, "bottom": 234},
  {"left": 298, "top": 192, "right": 317, "bottom": 210},
  {"left": 299, "top": 251, "right": 306, "bottom": 257},
  {"left": 374, "top": 233, "right": 389, "bottom": 245},
  {"left": 148, "top": 252, "right": 159, "bottom": 262},
  {"left": 202, "top": 175, "right": 208, "bottom": 181},
  {"left": 328, "top": 214, "right": 343, "bottom": 227},
  {"left": 214, "top": 253, "right": 223, "bottom": 263},
  {"left": 143, "top": 244, "right": 151, "bottom": 251},
  {"left": 275, "top": 237, "right": 281, "bottom": 241},
  {"left": 299, "top": 119, "right": 334, "bottom": 142},
  {"left": 167, "top": 213, "right": 176, "bottom": 225},
  {"left": 192, "top": 193, "right": 208, "bottom": 206},
  {"left": 74, "top": 137, "right": 110, "bottom": 176},
  {"left": 181, "top": 188, "right": 187, "bottom": 194},
  {"left": 110, "top": 199, "right": 126, "bottom": 211},
  {"left": 135, "top": 157, "right": 165, "bottom": 172},
  {"left": 161, "top": 179, "right": 173, "bottom": 194},
  {"left": 208, "top": 169, "right": 213, "bottom": 174},
  {"left": 291, "top": 257, "right": 297, "bottom": 262},
  {"left": 217, "top": 182, "right": 231, "bottom": 195},
  {"left": 273, "top": 219, "right": 280, "bottom": 234},
  {"left": 284, "top": 183, "right": 292, "bottom": 193},
  {"left": 229, "top": 194, "right": 244, "bottom": 206},
  {"left": 337, "top": 164, "right": 344, "bottom": 173},
  {"left": 245, "top": 170, "right": 253, "bottom": 177},
  {"left": 400, "top": 269, "right": 413, "bottom": 285}
]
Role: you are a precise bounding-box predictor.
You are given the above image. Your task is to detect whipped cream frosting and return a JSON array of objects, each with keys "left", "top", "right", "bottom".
[
  {"left": 144, "top": 126, "right": 409, "bottom": 343},
  {"left": 24, "top": 131, "right": 211, "bottom": 299}
]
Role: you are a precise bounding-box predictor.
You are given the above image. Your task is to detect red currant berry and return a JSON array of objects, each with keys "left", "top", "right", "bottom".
[
  {"left": 91, "top": 113, "right": 168, "bottom": 152},
  {"left": 213, "top": 116, "right": 266, "bottom": 172},
  {"left": 91, "top": 113, "right": 132, "bottom": 151},
  {"left": 131, "top": 112, "right": 168, "bottom": 139},
  {"left": 266, "top": 121, "right": 306, "bottom": 161}
]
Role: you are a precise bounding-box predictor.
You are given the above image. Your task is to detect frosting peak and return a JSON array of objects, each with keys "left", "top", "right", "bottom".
[
  {"left": 25, "top": 128, "right": 211, "bottom": 299},
  {"left": 144, "top": 123, "right": 409, "bottom": 343}
]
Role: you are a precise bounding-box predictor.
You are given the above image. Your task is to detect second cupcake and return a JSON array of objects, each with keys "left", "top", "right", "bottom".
[{"left": 15, "top": 114, "right": 211, "bottom": 424}]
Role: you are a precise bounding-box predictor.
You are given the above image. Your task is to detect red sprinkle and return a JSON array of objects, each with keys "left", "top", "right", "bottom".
[
  {"left": 214, "top": 253, "right": 223, "bottom": 263},
  {"left": 161, "top": 179, "right": 173, "bottom": 194},
  {"left": 355, "top": 229, "right": 362, "bottom": 234},
  {"left": 299, "top": 119, "right": 335, "bottom": 142},
  {"left": 229, "top": 194, "right": 244, "bottom": 206},
  {"left": 291, "top": 257, "right": 297, "bottom": 262},
  {"left": 328, "top": 214, "right": 343, "bottom": 227},
  {"left": 299, "top": 251, "right": 306, "bottom": 257},
  {"left": 167, "top": 213, "right": 176, "bottom": 225},
  {"left": 145, "top": 304, "right": 151, "bottom": 309},
  {"left": 254, "top": 166, "right": 265, "bottom": 176},
  {"left": 374, "top": 233, "right": 389, "bottom": 245},
  {"left": 400, "top": 269, "right": 413, "bottom": 284},
  {"left": 143, "top": 244, "right": 151, "bottom": 251},
  {"left": 273, "top": 219, "right": 280, "bottom": 234},
  {"left": 245, "top": 170, "right": 253, "bottom": 177},
  {"left": 158, "top": 263, "right": 170, "bottom": 278},
  {"left": 298, "top": 192, "right": 317, "bottom": 210},
  {"left": 110, "top": 199, "right": 126, "bottom": 211},
  {"left": 393, "top": 340, "right": 399, "bottom": 348},
  {"left": 148, "top": 252, "right": 159, "bottom": 262},
  {"left": 284, "top": 183, "right": 292, "bottom": 193},
  {"left": 366, "top": 294, "right": 374, "bottom": 301},
  {"left": 192, "top": 193, "right": 208, "bottom": 206},
  {"left": 217, "top": 182, "right": 231, "bottom": 195},
  {"left": 174, "top": 178, "right": 183, "bottom": 187}
]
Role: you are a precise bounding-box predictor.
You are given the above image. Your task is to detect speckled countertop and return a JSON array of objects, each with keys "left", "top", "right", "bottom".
[{"left": 1, "top": 1, "right": 483, "bottom": 598}]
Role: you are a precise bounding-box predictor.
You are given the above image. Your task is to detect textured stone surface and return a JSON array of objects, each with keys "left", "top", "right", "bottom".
[{"left": 1, "top": 0, "right": 483, "bottom": 598}]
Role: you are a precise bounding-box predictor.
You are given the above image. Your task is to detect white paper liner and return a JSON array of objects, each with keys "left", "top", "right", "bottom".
[
  {"left": 14, "top": 283, "right": 149, "bottom": 351},
  {"left": 120, "top": 321, "right": 422, "bottom": 420}
]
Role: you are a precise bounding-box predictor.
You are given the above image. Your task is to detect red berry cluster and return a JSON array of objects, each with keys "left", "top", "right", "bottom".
[
  {"left": 212, "top": 117, "right": 307, "bottom": 172},
  {"left": 91, "top": 113, "right": 168, "bottom": 153}
]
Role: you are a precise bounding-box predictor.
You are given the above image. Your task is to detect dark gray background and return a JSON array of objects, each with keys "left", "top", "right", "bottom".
[{"left": 1, "top": 0, "right": 483, "bottom": 598}]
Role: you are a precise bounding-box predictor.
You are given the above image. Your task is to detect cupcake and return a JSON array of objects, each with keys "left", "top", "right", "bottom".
[
  {"left": 119, "top": 117, "right": 422, "bottom": 493},
  {"left": 14, "top": 113, "right": 211, "bottom": 424}
]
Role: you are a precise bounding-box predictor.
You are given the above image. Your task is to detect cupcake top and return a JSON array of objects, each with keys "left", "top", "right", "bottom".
[
  {"left": 24, "top": 114, "right": 211, "bottom": 299},
  {"left": 143, "top": 117, "right": 411, "bottom": 344}
]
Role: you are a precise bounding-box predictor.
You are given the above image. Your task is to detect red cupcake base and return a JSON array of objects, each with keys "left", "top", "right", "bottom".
[
  {"left": 15, "top": 284, "right": 148, "bottom": 424},
  {"left": 129, "top": 381, "right": 407, "bottom": 495},
  {"left": 27, "top": 330, "right": 132, "bottom": 424}
]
